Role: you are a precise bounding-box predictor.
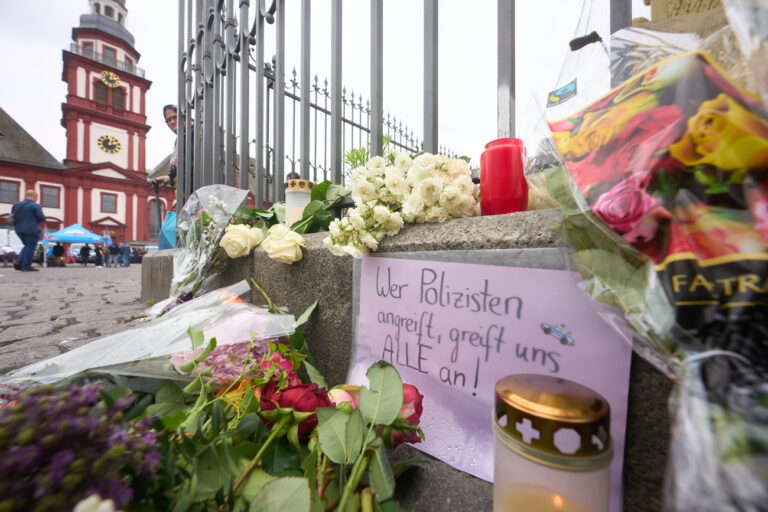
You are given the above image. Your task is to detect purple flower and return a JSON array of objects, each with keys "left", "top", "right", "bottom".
[{"left": 109, "top": 430, "right": 130, "bottom": 447}]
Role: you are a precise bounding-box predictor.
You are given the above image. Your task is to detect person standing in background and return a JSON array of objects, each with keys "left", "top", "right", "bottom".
[
  {"left": 120, "top": 242, "right": 131, "bottom": 267},
  {"left": 93, "top": 244, "right": 103, "bottom": 268},
  {"left": 11, "top": 190, "right": 45, "bottom": 272},
  {"left": 79, "top": 244, "right": 91, "bottom": 267}
]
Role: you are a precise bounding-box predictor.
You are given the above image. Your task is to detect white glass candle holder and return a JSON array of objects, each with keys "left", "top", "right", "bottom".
[
  {"left": 285, "top": 178, "right": 313, "bottom": 227},
  {"left": 493, "top": 374, "right": 613, "bottom": 512}
]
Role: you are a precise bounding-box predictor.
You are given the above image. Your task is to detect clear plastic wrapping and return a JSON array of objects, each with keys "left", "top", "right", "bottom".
[
  {"left": 542, "top": 2, "right": 768, "bottom": 509},
  {"left": 1, "top": 281, "right": 295, "bottom": 387}
]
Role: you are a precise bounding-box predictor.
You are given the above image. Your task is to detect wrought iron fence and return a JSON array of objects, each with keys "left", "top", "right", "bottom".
[
  {"left": 175, "top": 1, "right": 631, "bottom": 210},
  {"left": 175, "top": 0, "right": 467, "bottom": 210}
]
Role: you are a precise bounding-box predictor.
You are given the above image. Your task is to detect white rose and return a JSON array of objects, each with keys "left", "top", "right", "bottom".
[
  {"left": 349, "top": 210, "right": 365, "bottom": 230},
  {"left": 424, "top": 206, "right": 449, "bottom": 223},
  {"left": 381, "top": 211, "right": 404, "bottom": 235},
  {"left": 356, "top": 180, "right": 377, "bottom": 202},
  {"left": 343, "top": 243, "right": 366, "bottom": 258},
  {"left": 435, "top": 154, "right": 449, "bottom": 166},
  {"left": 394, "top": 152, "right": 413, "bottom": 172},
  {"left": 219, "top": 224, "right": 264, "bottom": 258},
  {"left": 367, "top": 156, "right": 386, "bottom": 175},
  {"left": 360, "top": 230, "right": 379, "bottom": 250},
  {"left": 324, "top": 236, "right": 348, "bottom": 257},
  {"left": 73, "top": 495, "right": 117, "bottom": 512},
  {"left": 417, "top": 176, "right": 442, "bottom": 205},
  {"left": 329, "top": 219, "right": 342, "bottom": 237},
  {"left": 351, "top": 166, "right": 367, "bottom": 182},
  {"left": 261, "top": 224, "right": 307, "bottom": 264},
  {"left": 402, "top": 193, "right": 425, "bottom": 222},
  {"left": 446, "top": 159, "right": 471, "bottom": 179},
  {"left": 439, "top": 184, "right": 462, "bottom": 214},
  {"left": 372, "top": 205, "right": 391, "bottom": 225},
  {"left": 454, "top": 174, "right": 477, "bottom": 197},
  {"left": 414, "top": 153, "right": 436, "bottom": 171}
]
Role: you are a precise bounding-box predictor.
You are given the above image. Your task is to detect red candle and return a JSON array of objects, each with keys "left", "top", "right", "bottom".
[{"left": 480, "top": 137, "right": 528, "bottom": 215}]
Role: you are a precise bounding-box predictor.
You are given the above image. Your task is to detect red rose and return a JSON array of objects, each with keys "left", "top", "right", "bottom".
[
  {"left": 261, "top": 383, "right": 331, "bottom": 440},
  {"left": 592, "top": 173, "right": 670, "bottom": 244},
  {"left": 389, "top": 384, "right": 424, "bottom": 447},
  {"left": 566, "top": 105, "right": 685, "bottom": 197}
]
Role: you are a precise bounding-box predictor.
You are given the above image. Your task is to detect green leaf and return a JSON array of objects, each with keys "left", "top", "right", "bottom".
[
  {"left": 188, "top": 326, "right": 205, "bottom": 349},
  {"left": 237, "top": 463, "right": 276, "bottom": 502},
  {"left": 262, "top": 443, "right": 301, "bottom": 475},
  {"left": 196, "top": 444, "right": 239, "bottom": 501},
  {"left": 311, "top": 180, "right": 331, "bottom": 201},
  {"left": 294, "top": 301, "right": 317, "bottom": 329},
  {"left": 378, "top": 499, "right": 410, "bottom": 512},
  {"left": 249, "top": 477, "right": 311, "bottom": 512},
  {"left": 300, "top": 448, "right": 319, "bottom": 491},
  {"left": 123, "top": 393, "right": 153, "bottom": 421},
  {"left": 102, "top": 386, "right": 131, "bottom": 406},
  {"left": 368, "top": 443, "right": 395, "bottom": 501},
  {"left": 171, "top": 470, "right": 197, "bottom": 512},
  {"left": 302, "top": 200, "right": 326, "bottom": 219},
  {"left": 345, "top": 408, "right": 364, "bottom": 465},
  {"left": 303, "top": 361, "right": 327, "bottom": 388},
  {"left": 359, "top": 362, "right": 403, "bottom": 426},
  {"left": 161, "top": 410, "right": 187, "bottom": 430},
  {"left": 316, "top": 407, "right": 350, "bottom": 464},
  {"left": 325, "top": 182, "right": 350, "bottom": 201},
  {"left": 237, "top": 414, "right": 265, "bottom": 438},
  {"left": 146, "top": 381, "right": 186, "bottom": 418},
  {"left": 290, "top": 330, "right": 306, "bottom": 351},
  {"left": 195, "top": 337, "right": 218, "bottom": 362},
  {"left": 273, "top": 202, "right": 286, "bottom": 224}
]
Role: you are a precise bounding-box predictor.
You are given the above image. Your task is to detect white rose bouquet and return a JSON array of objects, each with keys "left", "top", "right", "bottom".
[{"left": 324, "top": 152, "right": 477, "bottom": 258}]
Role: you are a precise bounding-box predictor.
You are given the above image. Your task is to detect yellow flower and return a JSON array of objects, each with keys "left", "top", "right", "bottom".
[
  {"left": 669, "top": 93, "right": 768, "bottom": 170},
  {"left": 559, "top": 92, "right": 658, "bottom": 159}
]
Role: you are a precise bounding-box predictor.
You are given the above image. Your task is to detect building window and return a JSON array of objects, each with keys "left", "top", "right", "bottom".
[
  {"left": 41, "top": 186, "right": 60, "bottom": 208},
  {"left": 112, "top": 88, "right": 124, "bottom": 110},
  {"left": 95, "top": 82, "right": 108, "bottom": 104},
  {"left": 103, "top": 47, "right": 116, "bottom": 66},
  {"left": 0, "top": 181, "right": 19, "bottom": 204},
  {"left": 101, "top": 193, "right": 117, "bottom": 213},
  {"left": 104, "top": 5, "right": 114, "bottom": 18},
  {"left": 82, "top": 42, "right": 94, "bottom": 57},
  {"left": 94, "top": 3, "right": 100, "bottom": 14},
  {"left": 124, "top": 57, "right": 134, "bottom": 72},
  {"left": 118, "top": 13, "right": 124, "bottom": 25}
]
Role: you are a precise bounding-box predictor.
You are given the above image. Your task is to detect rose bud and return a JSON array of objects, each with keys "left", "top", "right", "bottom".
[
  {"left": 327, "top": 385, "right": 360, "bottom": 410},
  {"left": 386, "top": 383, "right": 424, "bottom": 447}
]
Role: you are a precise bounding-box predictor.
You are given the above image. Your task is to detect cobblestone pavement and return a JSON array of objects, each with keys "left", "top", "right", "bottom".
[{"left": 0, "top": 263, "right": 149, "bottom": 374}]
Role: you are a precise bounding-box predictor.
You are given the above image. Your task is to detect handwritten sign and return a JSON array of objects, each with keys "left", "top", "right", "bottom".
[{"left": 348, "top": 255, "right": 632, "bottom": 511}]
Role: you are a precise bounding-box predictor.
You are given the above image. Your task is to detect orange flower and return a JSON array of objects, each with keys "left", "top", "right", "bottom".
[
  {"left": 217, "top": 379, "right": 259, "bottom": 407},
  {"left": 555, "top": 91, "right": 658, "bottom": 159},
  {"left": 669, "top": 93, "right": 768, "bottom": 170},
  {"left": 673, "top": 202, "right": 767, "bottom": 259}
]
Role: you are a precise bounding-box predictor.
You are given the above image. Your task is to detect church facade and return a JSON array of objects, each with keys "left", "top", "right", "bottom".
[{"left": 0, "top": 0, "right": 174, "bottom": 243}]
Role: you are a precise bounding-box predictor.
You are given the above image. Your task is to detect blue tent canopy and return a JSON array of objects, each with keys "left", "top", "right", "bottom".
[{"left": 48, "top": 224, "right": 105, "bottom": 243}]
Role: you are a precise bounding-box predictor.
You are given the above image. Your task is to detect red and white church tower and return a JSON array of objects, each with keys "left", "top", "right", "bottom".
[
  {"left": 55, "top": 0, "right": 173, "bottom": 242},
  {"left": 62, "top": 0, "right": 151, "bottom": 171},
  {"left": 0, "top": 0, "right": 173, "bottom": 242}
]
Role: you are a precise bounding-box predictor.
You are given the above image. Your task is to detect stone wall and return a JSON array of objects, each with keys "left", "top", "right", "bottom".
[{"left": 141, "top": 209, "right": 673, "bottom": 511}]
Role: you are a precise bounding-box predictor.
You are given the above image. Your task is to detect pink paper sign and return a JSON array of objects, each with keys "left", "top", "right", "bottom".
[{"left": 349, "top": 256, "right": 632, "bottom": 511}]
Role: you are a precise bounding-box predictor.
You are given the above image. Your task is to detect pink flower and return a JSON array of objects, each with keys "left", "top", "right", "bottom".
[
  {"left": 328, "top": 386, "right": 360, "bottom": 409},
  {"left": 752, "top": 198, "right": 768, "bottom": 244},
  {"left": 257, "top": 353, "right": 300, "bottom": 386},
  {"left": 388, "top": 383, "right": 424, "bottom": 447},
  {"left": 591, "top": 173, "right": 670, "bottom": 244}
]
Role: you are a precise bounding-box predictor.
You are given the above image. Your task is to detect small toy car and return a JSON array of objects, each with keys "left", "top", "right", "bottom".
[{"left": 540, "top": 322, "right": 574, "bottom": 346}]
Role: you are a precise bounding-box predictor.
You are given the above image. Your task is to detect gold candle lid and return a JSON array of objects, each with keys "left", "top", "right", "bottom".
[
  {"left": 495, "top": 374, "right": 611, "bottom": 469},
  {"left": 285, "top": 179, "right": 313, "bottom": 192}
]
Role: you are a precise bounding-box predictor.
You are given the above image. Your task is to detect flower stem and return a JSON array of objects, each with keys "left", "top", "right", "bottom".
[
  {"left": 337, "top": 451, "right": 370, "bottom": 512},
  {"left": 361, "top": 488, "right": 375, "bottom": 512},
  {"left": 232, "top": 415, "right": 291, "bottom": 494}
]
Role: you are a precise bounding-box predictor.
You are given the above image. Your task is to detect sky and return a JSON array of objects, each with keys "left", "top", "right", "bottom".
[{"left": 0, "top": 0, "right": 649, "bottom": 169}]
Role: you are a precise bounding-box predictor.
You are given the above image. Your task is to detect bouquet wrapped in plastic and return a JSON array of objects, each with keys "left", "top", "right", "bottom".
[
  {"left": 152, "top": 184, "right": 248, "bottom": 315},
  {"left": 539, "top": 1, "right": 768, "bottom": 509}
]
